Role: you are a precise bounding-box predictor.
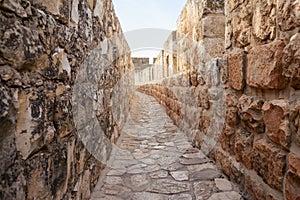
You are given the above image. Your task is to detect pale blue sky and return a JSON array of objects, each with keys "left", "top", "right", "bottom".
[{"left": 112, "top": 0, "right": 187, "bottom": 59}]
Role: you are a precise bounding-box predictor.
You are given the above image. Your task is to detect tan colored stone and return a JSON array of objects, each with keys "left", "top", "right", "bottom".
[
  {"left": 247, "top": 40, "right": 288, "bottom": 89},
  {"left": 203, "top": 38, "right": 225, "bottom": 58},
  {"left": 15, "top": 91, "right": 39, "bottom": 159},
  {"left": 238, "top": 95, "right": 265, "bottom": 134},
  {"left": 253, "top": 0, "right": 276, "bottom": 41},
  {"left": 278, "top": 0, "right": 300, "bottom": 31},
  {"left": 225, "top": 0, "right": 245, "bottom": 13},
  {"left": 252, "top": 140, "right": 286, "bottom": 191},
  {"left": 215, "top": 178, "right": 233, "bottom": 191},
  {"left": 282, "top": 33, "right": 300, "bottom": 89},
  {"left": 228, "top": 49, "right": 246, "bottom": 90},
  {"left": 0, "top": 0, "right": 29, "bottom": 18},
  {"left": 202, "top": 15, "right": 225, "bottom": 38},
  {"left": 234, "top": 128, "right": 253, "bottom": 169},
  {"left": 31, "top": 0, "right": 70, "bottom": 23},
  {"left": 230, "top": 0, "right": 252, "bottom": 47},
  {"left": 263, "top": 100, "right": 291, "bottom": 149},
  {"left": 0, "top": 24, "right": 48, "bottom": 70},
  {"left": 284, "top": 154, "right": 300, "bottom": 199}
]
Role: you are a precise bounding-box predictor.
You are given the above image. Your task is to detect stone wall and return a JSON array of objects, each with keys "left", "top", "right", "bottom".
[
  {"left": 0, "top": 0, "right": 133, "bottom": 199},
  {"left": 138, "top": 0, "right": 226, "bottom": 156},
  {"left": 132, "top": 57, "right": 149, "bottom": 66},
  {"left": 137, "top": 0, "right": 300, "bottom": 199},
  {"left": 221, "top": 0, "right": 300, "bottom": 199}
]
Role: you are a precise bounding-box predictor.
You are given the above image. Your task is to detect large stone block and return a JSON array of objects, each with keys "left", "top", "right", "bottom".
[
  {"left": 252, "top": 140, "right": 286, "bottom": 191},
  {"left": 228, "top": 49, "right": 246, "bottom": 90},
  {"left": 262, "top": 100, "right": 291, "bottom": 150},
  {"left": 234, "top": 128, "right": 253, "bottom": 169},
  {"left": 238, "top": 95, "right": 265, "bottom": 134},
  {"left": 30, "top": 0, "right": 70, "bottom": 24},
  {"left": 0, "top": 0, "right": 31, "bottom": 18},
  {"left": 285, "top": 154, "right": 300, "bottom": 200},
  {"left": 203, "top": 38, "right": 225, "bottom": 58},
  {"left": 202, "top": 15, "right": 225, "bottom": 38},
  {"left": 253, "top": 0, "right": 276, "bottom": 41},
  {"left": 278, "top": 0, "right": 300, "bottom": 31},
  {"left": 282, "top": 33, "right": 300, "bottom": 89},
  {"left": 225, "top": 0, "right": 245, "bottom": 13},
  {"left": 0, "top": 24, "right": 48, "bottom": 70},
  {"left": 247, "top": 40, "right": 288, "bottom": 89},
  {"left": 230, "top": 0, "right": 252, "bottom": 47}
]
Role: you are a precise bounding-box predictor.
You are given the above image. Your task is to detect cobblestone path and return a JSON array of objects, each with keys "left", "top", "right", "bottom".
[{"left": 91, "top": 92, "right": 244, "bottom": 200}]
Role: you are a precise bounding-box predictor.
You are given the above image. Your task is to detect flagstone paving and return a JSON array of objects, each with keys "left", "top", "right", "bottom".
[{"left": 91, "top": 92, "right": 245, "bottom": 200}]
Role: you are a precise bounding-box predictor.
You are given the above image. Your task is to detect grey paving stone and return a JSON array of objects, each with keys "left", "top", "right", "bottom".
[
  {"left": 207, "top": 191, "right": 243, "bottom": 200},
  {"left": 193, "top": 181, "right": 214, "bottom": 200},
  {"left": 147, "top": 179, "right": 191, "bottom": 194},
  {"left": 190, "top": 169, "right": 222, "bottom": 181},
  {"left": 170, "top": 171, "right": 189, "bottom": 181},
  {"left": 215, "top": 178, "right": 233, "bottom": 191}
]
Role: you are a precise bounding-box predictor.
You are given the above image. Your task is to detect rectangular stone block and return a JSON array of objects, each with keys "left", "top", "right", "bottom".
[
  {"left": 31, "top": 0, "right": 70, "bottom": 24},
  {"left": 229, "top": 0, "right": 252, "bottom": 47},
  {"left": 285, "top": 154, "right": 300, "bottom": 200},
  {"left": 253, "top": 0, "right": 276, "bottom": 41},
  {"left": 278, "top": 0, "right": 300, "bottom": 31},
  {"left": 252, "top": 140, "right": 286, "bottom": 191},
  {"left": 282, "top": 33, "right": 300, "bottom": 90},
  {"left": 228, "top": 49, "right": 246, "bottom": 90},
  {"left": 262, "top": 100, "right": 291, "bottom": 150},
  {"left": 247, "top": 40, "right": 288, "bottom": 89},
  {"left": 202, "top": 15, "right": 225, "bottom": 38}
]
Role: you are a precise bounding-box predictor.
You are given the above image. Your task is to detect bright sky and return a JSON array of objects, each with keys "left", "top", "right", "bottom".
[{"left": 112, "top": 0, "right": 187, "bottom": 60}]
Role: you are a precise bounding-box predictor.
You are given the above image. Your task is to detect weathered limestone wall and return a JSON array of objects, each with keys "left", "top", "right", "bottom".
[
  {"left": 138, "top": 0, "right": 226, "bottom": 156},
  {"left": 0, "top": 0, "right": 133, "bottom": 199},
  {"left": 138, "top": 0, "right": 300, "bottom": 199},
  {"left": 220, "top": 0, "right": 300, "bottom": 199}
]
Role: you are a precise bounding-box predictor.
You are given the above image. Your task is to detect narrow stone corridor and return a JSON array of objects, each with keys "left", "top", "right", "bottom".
[{"left": 91, "top": 92, "right": 244, "bottom": 200}]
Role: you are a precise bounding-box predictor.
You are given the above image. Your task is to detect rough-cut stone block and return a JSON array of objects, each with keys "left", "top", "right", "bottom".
[
  {"left": 225, "top": 0, "right": 245, "bottom": 13},
  {"left": 245, "top": 175, "right": 266, "bottom": 199},
  {"left": 253, "top": 0, "right": 276, "bottom": 41},
  {"left": 238, "top": 95, "right": 265, "bottom": 134},
  {"left": 205, "top": 0, "right": 224, "bottom": 12},
  {"left": 0, "top": 0, "right": 30, "bottom": 18},
  {"left": 226, "top": 106, "right": 238, "bottom": 126},
  {"left": 71, "top": 0, "right": 79, "bottom": 24},
  {"left": 202, "top": 15, "right": 225, "bottom": 38},
  {"left": 234, "top": 128, "right": 253, "bottom": 169},
  {"left": 252, "top": 140, "right": 286, "bottom": 191},
  {"left": 31, "top": 0, "right": 70, "bottom": 24},
  {"left": 247, "top": 40, "right": 288, "bottom": 89},
  {"left": 278, "top": 0, "right": 300, "bottom": 31},
  {"left": 214, "top": 147, "right": 245, "bottom": 185},
  {"left": 203, "top": 38, "right": 225, "bottom": 58},
  {"left": 285, "top": 154, "right": 300, "bottom": 200},
  {"left": 0, "top": 24, "right": 48, "bottom": 70},
  {"left": 52, "top": 49, "right": 71, "bottom": 80},
  {"left": 290, "top": 100, "right": 300, "bottom": 147},
  {"left": 282, "top": 33, "right": 300, "bottom": 90},
  {"left": 262, "top": 100, "right": 291, "bottom": 150},
  {"left": 230, "top": 1, "right": 252, "bottom": 47},
  {"left": 228, "top": 49, "right": 246, "bottom": 90}
]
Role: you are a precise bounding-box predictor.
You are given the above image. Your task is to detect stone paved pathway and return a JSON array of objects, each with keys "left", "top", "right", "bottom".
[{"left": 91, "top": 92, "right": 244, "bottom": 200}]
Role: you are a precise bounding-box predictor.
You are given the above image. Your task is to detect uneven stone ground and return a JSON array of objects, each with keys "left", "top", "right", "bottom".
[{"left": 91, "top": 92, "right": 244, "bottom": 200}]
